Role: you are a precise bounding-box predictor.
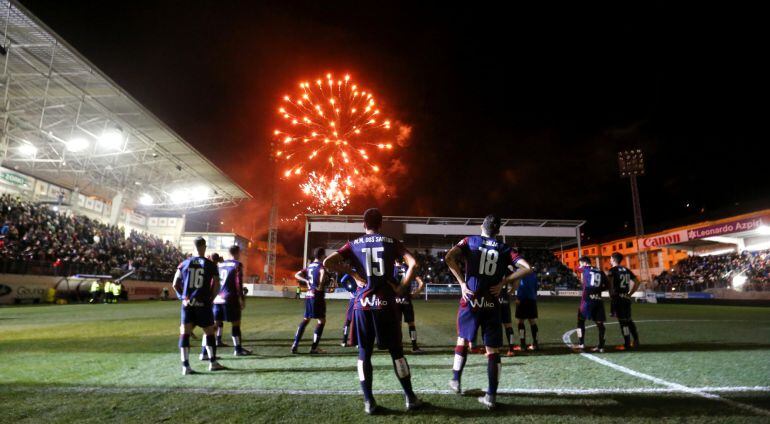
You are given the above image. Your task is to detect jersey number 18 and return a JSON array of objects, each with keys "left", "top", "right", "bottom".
[{"left": 479, "top": 247, "right": 499, "bottom": 276}]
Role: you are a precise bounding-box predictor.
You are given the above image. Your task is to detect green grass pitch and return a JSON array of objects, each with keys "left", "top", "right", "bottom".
[{"left": 1, "top": 298, "right": 769, "bottom": 423}]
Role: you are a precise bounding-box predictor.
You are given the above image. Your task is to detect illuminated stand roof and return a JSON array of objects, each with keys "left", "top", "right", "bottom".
[{"left": 0, "top": 0, "right": 251, "bottom": 211}]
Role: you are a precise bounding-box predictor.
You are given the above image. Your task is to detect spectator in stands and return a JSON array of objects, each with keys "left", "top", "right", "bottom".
[
  {"left": 0, "top": 193, "right": 185, "bottom": 281},
  {"left": 653, "top": 249, "right": 770, "bottom": 292}
]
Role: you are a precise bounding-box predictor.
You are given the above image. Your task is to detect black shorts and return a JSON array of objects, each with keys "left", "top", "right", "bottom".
[
  {"left": 213, "top": 302, "right": 242, "bottom": 322},
  {"left": 180, "top": 305, "right": 214, "bottom": 328},
  {"left": 612, "top": 297, "right": 632, "bottom": 320},
  {"left": 515, "top": 298, "right": 538, "bottom": 320},
  {"left": 397, "top": 300, "right": 415, "bottom": 323},
  {"left": 500, "top": 301, "right": 512, "bottom": 324},
  {"left": 353, "top": 307, "right": 402, "bottom": 350}
]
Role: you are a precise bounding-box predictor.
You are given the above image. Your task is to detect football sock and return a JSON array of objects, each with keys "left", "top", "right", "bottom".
[
  {"left": 216, "top": 322, "right": 223, "bottom": 345},
  {"left": 577, "top": 318, "right": 586, "bottom": 346},
  {"left": 179, "top": 334, "right": 190, "bottom": 367},
  {"left": 518, "top": 322, "right": 527, "bottom": 347},
  {"left": 390, "top": 347, "right": 416, "bottom": 401},
  {"left": 531, "top": 323, "right": 539, "bottom": 346},
  {"left": 200, "top": 337, "right": 207, "bottom": 357},
  {"left": 358, "top": 345, "right": 374, "bottom": 403},
  {"left": 311, "top": 323, "right": 325, "bottom": 350},
  {"left": 487, "top": 352, "right": 501, "bottom": 396},
  {"left": 293, "top": 320, "right": 308, "bottom": 347},
  {"left": 597, "top": 322, "right": 606, "bottom": 349},
  {"left": 342, "top": 320, "right": 350, "bottom": 344},
  {"left": 628, "top": 320, "right": 639, "bottom": 344},
  {"left": 620, "top": 320, "right": 631, "bottom": 348},
  {"left": 205, "top": 335, "right": 217, "bottom": 363},
  {"left": 408, "top": 324, "right": 418, "bottom": 349},
  {"left": 505, "top": 326, "right": 514, "bottom": 348},
  {"left": 452, "top": 345, "right": 468, "bottom": 382},
  {"left": 232, "top": 326, "right": 242, "bottom": 349}
]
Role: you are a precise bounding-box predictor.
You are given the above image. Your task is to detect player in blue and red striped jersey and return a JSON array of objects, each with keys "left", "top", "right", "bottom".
[
  {"left": 172, "top": 236, "right": 225, "bottom": 375},
  {"left": 575, "top": 256, "right": 609, "bottom": 352},
  {"left": 291, "top": 247, "right": 329, "bottom": 354},
  {"left": 200, "top": 245, "right": 251, "bottom": 360},
  {"left": 339, "top": 272, "right": 359, "bottom": 347},
  {"left": 445, "top": 215, "right": 532, "bottom": 409},
  {"left": 324, "top": 208, "right": 422, "bottom": 415}
]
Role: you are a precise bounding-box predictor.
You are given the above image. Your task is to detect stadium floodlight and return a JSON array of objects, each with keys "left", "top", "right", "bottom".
[
  {"left": 98, "top": 128, "right": 124, "bottom": 150},
  {"left": 139, "top": 193, "right": 154, "bottom": 206},
  {"left": 732, "top": 274, "right": 747, "bottom": 290},
  {"left": 757, "top": 225, "right": 770, "bottom": 236},
  {"left": 65, "top": 137, "right": 89, "bottom": 152},
  {"left": 618, "top": 149, "right": 645, "bottom": 177},
  {"left": 192, "top": 185, "right": 210, "bottom": 201},
  {"left": 18, "top": 143, "right": 38, "bottom": 157},
  {"left": 170, "top": 189, "right": 188, "bottom": 204}
]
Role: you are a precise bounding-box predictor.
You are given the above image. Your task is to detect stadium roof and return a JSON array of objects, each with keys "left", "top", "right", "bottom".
[{"left": 0, "top": 0, "right": 251, "bottom": 211}]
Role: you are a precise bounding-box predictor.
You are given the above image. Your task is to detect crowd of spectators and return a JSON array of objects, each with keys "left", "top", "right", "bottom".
[
  {"left": 0, "top": 194, "right": 184, "bottom": 281},
  {"left": 653, "top": 249, "right": 770, "bottom": 292}
]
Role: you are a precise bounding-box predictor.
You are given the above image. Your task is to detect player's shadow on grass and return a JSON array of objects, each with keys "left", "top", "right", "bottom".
[{"left": 386, "top": 392, "right": 770, "bottom": 418}]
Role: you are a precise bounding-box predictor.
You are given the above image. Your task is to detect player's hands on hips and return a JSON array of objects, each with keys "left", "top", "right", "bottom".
[
  {"left": 353, "top": 274, "right": 366, "bottom": 288},
  {"left": 461, "top": 285, "right": 474, "bottom": 302},
  {"left": 181, "top": 298, "right": 190, "bottom": 307},
  {"left": 489, "top": 283, "right": 503, "bottom": 297}
]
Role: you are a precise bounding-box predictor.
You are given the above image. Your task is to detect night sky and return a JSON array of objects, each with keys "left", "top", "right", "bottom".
[{"left": 18, "top": 1, "right": 770, "bottom": 249}]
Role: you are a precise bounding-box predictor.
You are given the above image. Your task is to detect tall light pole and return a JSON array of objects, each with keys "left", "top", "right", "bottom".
[
  {"left": 265, "top": 141, "right": 279, "bottom": 284},
  {"left": 618, "top": 149, "right": 650, "bottom": 282}
]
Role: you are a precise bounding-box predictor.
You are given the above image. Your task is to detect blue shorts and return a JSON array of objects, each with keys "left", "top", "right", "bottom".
[
  {"left": 304, "top": 296, "right": 326, "bottom": 319},
  {"left": 353, "top": 307, "right": 401, "bottom": 350},
  {"left": 213, "top": 302, "right": 241, "bottom": 323},
  {"left": 457, "top": 303, "right": 503, "bottom": 347},
  {"left": 579, "top": 300, "right": 606, "bottom": 322},
  {"left": 181, "top": 305, "right": 214, "bottom": 328},
  {"left": 344, "top": 297, "right": 355, "bottom": 323}
]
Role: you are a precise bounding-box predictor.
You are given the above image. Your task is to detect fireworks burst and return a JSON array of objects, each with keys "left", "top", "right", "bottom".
[{"left": 274, "top": 73, "right": 396, "bottom": 214}]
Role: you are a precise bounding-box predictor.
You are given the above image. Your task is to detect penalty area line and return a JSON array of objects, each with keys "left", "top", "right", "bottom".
[{"left": 562, "top": 320, "right": 770, "bottom": 417}]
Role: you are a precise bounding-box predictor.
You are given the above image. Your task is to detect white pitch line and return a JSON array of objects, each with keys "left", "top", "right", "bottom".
[
  {"left": 2, "top": 385, "right": 768, "bottom": 397},
  {"left": 562, "top": 320, "right": 770, "bottom": 417}
]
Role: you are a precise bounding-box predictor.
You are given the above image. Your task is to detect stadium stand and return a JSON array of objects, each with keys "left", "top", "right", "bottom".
[
  {"left": 413, "top": 248, "right": 580, "bottom": 290},
  {"left": 0, "top": 193, "right": 184, "bottom": 280},
  {"left": 654, "top": 249, "right": 770, "bottom": 292}
]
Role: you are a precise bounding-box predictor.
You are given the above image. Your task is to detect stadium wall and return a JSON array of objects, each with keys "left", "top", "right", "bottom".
[{"left": 0, "top": 274, "right": 171, "bottom": 305}]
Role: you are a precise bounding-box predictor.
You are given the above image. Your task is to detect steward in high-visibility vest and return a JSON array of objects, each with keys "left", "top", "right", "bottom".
[
  {"left": 112, "top": 282, "right": 121, "bottom": 303},
  {"left": 89, "top": 280, "right": 102, "bottom": 304},
  {"left": 104, "top": 281, "right": 113, "bottom": 304}
]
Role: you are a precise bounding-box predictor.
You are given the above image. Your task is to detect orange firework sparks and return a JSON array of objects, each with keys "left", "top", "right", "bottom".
[{"left": 274, "top": 73, "right": 395, "bottom": 214}]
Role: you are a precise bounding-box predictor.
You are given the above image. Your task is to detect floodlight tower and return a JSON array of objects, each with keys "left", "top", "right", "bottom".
[
  {"left": 618, "top": 149, "right": 649, "bottom": 282},
  {"left": 265, "top": 142, "right": 279, "bottom": 284}
]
